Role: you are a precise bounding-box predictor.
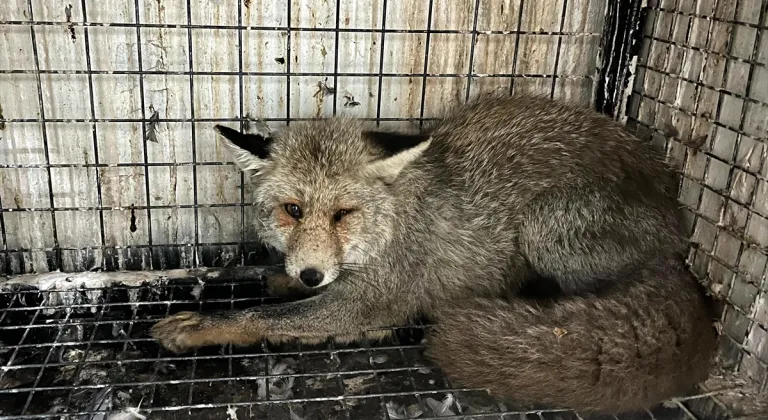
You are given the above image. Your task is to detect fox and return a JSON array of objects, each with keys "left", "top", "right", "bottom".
[{"left": 151, "top": 94, "right": 716, "bottom": 413}]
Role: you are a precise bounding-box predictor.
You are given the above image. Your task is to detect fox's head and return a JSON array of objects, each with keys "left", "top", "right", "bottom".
[{"left": 214, "top": 118, "right": 432, "bottom": 289}]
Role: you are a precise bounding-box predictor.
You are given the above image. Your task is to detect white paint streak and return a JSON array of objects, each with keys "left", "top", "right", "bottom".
[
  {"left": 0, "top": 266, "right": 269, "bottom": 289},
  {"left": 618, "top": 55, "right": 639, "bottom": 123}
]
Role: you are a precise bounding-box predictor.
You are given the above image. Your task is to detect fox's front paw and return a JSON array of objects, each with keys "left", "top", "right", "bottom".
[{"left": 151, "top": 311, "right": 210, "bottom": 354}]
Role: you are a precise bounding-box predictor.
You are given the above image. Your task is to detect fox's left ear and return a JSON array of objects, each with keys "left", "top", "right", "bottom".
[
  {"left": 214, "top": 125, "right": 273, "bottom": 176},
  {"left": 362, "top": 131, "right": 432, "bottom": 184}
]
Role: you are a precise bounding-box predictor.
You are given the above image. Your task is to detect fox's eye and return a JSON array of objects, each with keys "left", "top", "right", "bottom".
[
  {"left": 284, "top": 203, "right": 303, "bottom": 220},
  {"left": 333, "top": 209, "right": 352, "bottom": 223}
]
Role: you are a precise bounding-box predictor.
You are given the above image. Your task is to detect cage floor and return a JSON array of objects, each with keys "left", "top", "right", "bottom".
[{"left": 0, "top": 268, "right": 743, "bottom": 419}]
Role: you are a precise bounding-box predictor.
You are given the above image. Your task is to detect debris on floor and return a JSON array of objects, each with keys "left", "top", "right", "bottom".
[{"left": 0, "top": 268, "right": 750, "bottom": 419}]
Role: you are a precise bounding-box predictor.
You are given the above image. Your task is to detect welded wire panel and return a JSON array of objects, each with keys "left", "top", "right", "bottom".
[
  {"left": 0, "top": 268, "right": 728, "bottom": 419},
  {"left": 0, "top": 0, "right": 606, "bottom": 275},
  {"left": 625, "top": 0, "right": 768, "bottom": 394},
  {"left": 1, "top": 0, "right": 764, "bottom": 418}
]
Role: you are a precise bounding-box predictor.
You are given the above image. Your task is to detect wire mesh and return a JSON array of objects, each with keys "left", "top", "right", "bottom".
[
  {"left": 0, "top": 268, "right": 733, "bottom": 419},
  {"left": 625, "top": 0, "right": 768, "bottom": 393},
  {"left": 1, "top": 0, "right": 766, "bottom": 418},
  {"left": 0, "top": 0, "right": 606, "bottom": 275}
]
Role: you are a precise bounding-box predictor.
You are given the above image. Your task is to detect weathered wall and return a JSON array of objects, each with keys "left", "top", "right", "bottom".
[
  {"left": 0, "top": 0, "right": 607, "bottom": 274},
  {"left": 628, "top": 0, "right": 768, "bottom": 392}
]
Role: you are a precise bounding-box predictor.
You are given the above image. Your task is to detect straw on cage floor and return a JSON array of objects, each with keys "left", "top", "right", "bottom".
[{"left": 0, "top": 267, "right": 746, "bottom": 420}]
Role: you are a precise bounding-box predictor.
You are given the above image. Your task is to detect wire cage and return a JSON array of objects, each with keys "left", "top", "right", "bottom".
[{"left": 0, "top": 0, "right": 766, "bottom": 419}]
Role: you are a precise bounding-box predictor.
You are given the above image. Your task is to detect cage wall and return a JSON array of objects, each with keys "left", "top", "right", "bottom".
[
  {"left": 626, "top": 0, "right": 768, "bottom": 394},
  {"left": 0, "top": 0, "right": 608, "bottom": 275},
  {"left": 1, "top": 0, "right": 768, "bottom": 418}
]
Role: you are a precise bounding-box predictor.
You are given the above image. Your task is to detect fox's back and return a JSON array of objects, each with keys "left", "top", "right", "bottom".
[
  {"left": 401, "top": 95, "right": 686, "bottom": 295},
  {"left": 424, "top": 95, "right": 678, "bottom": 212}
]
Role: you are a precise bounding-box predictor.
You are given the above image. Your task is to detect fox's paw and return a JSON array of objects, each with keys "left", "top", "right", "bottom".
[{"left": 151, "top": 311, "right": 210, "bottom": 354}]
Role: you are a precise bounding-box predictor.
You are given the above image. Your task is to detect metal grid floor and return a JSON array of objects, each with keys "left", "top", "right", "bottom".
[{"left": 0, "top": 268, "right": 738, "bottom": 419}]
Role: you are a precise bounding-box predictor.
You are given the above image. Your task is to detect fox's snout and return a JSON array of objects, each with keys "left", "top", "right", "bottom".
[
  {"left": 284, "top": 226, "right": 343, "bottom": 288},
  {"left": 298, "top": 268, "right": 324, "bottom": 287},
  {"left": 286, "top": 260, "right": 339, "bottom": 288}
]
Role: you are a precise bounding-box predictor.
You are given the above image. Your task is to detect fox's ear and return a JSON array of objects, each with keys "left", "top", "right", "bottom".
[
  {"left": 214, "top": 125, "right": 273, "bottom": 175},
  {"left": 362, "top": 131, "right": 432, "bottom": 184}
]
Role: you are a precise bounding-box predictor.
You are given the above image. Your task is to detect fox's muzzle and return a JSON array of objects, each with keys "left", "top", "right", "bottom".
[{"left": 285, "top": 223, "right": 342, "bottom": 288}]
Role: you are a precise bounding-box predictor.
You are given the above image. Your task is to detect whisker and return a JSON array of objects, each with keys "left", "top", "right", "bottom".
[
  {"left": 340, "top": 262, "right": 387, "bottom": 269},
  {"left": 338, "top": 268, "right": 386, "bottom": 296}
]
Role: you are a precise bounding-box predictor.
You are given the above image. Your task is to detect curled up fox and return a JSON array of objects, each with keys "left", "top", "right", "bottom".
[{"left": 152, "top": 94, "right": 716, "bottom": 413}]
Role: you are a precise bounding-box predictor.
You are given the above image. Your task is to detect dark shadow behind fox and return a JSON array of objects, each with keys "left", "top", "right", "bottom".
[{"left": 151, "top": 94, "right": 717, "bottom": 414}]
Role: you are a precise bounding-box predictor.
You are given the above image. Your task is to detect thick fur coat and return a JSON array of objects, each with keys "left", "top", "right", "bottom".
[{"left": 152, "top": 94, "right": 716, "bottom": 413}]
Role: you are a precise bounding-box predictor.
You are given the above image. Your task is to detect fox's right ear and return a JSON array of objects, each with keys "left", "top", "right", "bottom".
[
  {"left": 362, "top": 130, "right": 432, "bottom": 184},
  {"left": 214, "top": 125, "right": 273, "bottom": 175}
]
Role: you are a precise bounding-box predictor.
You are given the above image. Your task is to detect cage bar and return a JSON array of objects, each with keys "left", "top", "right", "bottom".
[{"left": 1, "top": 0, "right": 766, "bottom": 418}]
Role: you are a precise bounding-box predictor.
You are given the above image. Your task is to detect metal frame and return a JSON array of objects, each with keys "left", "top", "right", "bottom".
[{"left": 2, "top": 0, "right": 765, "bottom": 417}]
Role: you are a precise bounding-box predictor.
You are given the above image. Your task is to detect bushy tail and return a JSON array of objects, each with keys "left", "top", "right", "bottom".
[{"left": 426, "top": 260, "right": 716, "bottom": 414}]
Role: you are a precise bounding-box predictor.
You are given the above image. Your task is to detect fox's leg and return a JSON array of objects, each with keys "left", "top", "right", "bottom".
[{"left": 151, "top": 288, "right": 400, "bottom": 353}]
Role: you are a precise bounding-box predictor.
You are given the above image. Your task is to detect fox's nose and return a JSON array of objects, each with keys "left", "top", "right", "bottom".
[{"left": 299, "top": 268, "right": 324, "bottom": 288}]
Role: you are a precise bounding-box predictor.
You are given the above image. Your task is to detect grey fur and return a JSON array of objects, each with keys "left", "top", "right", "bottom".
[
  {"left": 428, "top": 258, "right": 714, "bottom": 413},
  {"left": 151, "top": 94, "right": 716, "bottom": 413}
]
